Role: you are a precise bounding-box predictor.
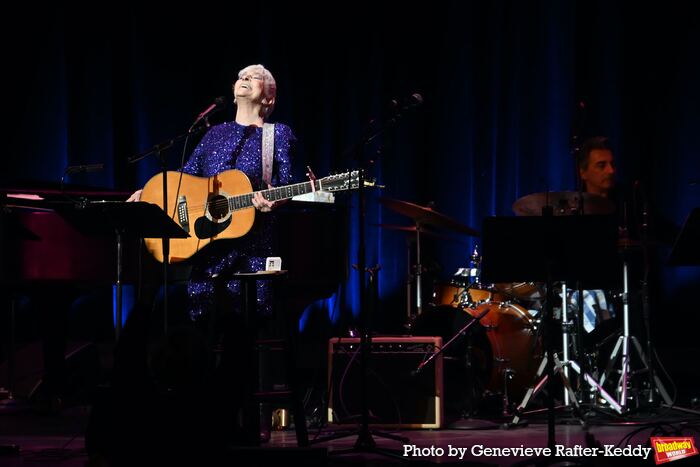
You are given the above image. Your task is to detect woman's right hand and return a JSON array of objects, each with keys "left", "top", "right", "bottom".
[{"left": 127, "top": 189, "right": 142, "bottom": 202}]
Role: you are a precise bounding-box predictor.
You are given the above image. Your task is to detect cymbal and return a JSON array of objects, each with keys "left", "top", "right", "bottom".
[
  {"left": 378, "top": 197, "right": 480, "bottom": 236},
  {"left": 512, "top": 191, "right": 616, "bottom": 216},
  {"left": 372, "top": 223, "right": 467, "bottom": 243}
]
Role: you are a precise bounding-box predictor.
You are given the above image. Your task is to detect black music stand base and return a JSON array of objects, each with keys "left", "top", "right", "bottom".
[
  {"left": 309, "top": 270, "right": 409, "bottom": 459},
  {"left": 311, "top": 426, "right": 409, "bottom": 461}
]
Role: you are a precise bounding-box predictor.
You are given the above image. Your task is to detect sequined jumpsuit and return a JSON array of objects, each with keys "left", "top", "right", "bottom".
[{"left": 181, "top": 121, "right": 295, "bottom": 320}]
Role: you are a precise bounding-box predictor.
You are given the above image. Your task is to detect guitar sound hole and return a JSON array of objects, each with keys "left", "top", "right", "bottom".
[{"left": 207, "top": 195, "right": 229, "bottom": 220}]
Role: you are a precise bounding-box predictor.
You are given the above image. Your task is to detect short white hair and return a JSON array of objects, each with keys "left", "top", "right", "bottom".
[{"left": 237, "top": 64, "right": 277, "bottom": 117}]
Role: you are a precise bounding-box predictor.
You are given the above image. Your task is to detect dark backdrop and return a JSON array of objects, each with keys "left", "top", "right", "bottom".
[{"left": 5, "top": 1, "right": 699, "bottom": 402}]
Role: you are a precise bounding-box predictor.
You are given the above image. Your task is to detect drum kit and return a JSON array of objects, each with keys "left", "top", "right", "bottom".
[{"left": 379, "top": 191, "right": 668, "bottom": 419}]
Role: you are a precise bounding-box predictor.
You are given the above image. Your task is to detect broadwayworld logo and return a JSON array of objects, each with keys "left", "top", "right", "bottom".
[{"left": 650, "top": 437, "right": 698, "bottom": 464}]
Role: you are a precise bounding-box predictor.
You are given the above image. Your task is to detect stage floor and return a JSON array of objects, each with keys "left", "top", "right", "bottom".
[{"left": 2, "top": 403, "right": 699, "bottom": 466}]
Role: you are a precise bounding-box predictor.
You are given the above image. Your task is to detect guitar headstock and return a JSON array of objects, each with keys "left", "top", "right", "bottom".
[{"left": 320, "top": 170, "right": 361, "bottom": 192}]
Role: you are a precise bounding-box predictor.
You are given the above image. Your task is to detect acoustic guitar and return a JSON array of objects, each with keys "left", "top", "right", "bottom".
[{"left": 140, "top": 169, "right": 360, "bottom": 262}]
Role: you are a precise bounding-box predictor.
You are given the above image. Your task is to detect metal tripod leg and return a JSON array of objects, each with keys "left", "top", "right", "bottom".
[
  {"left": 511, "top": 356, "right": 548, "bottom": 425},
  {"left": 511, "top": 352, "right": 622, "bottom": 425},
  {"left": 598, "top": 260, "right": 671, "bottom": 411},
  {"left": 511, "top": 283, "right": 622, "bottom": 426},
  {"left": 510, "top": 354, "right": 580, "bottom": 425},
  {"left": 562, "top": 281, "right": 622, "bottom": 414},
  {"left": 630, "top": 337, "right": 672, "bottom": 405},
  {"left": 567, "top": 360, "right": 622, "bottom": 413},
  {"left": 600, "top": 335, "right": 672, "bottom": 409}
]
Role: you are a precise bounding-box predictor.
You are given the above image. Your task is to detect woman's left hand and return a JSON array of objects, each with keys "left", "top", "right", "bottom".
[{"left": 252, "top": 184, "right": 276, "bottom": 212}]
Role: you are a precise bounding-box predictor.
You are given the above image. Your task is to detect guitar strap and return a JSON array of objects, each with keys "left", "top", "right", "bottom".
[{"left": 262, "top": 123, "right": 275, "bottom": 186}]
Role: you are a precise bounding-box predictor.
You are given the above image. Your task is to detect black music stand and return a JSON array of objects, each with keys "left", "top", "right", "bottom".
[
  {"left": 664, "top": 208, "right": 700, "bottom": 417},
  {"left": 481, "top": 214, "right": 619, "bottom": 448},
  {"left": 56, "top": 201, "right": 189, "bottom": 340}
]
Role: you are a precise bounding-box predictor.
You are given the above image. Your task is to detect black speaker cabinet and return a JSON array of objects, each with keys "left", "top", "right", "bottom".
[{"left": 327, "top": 336, "right": 443, "bottom": 428}]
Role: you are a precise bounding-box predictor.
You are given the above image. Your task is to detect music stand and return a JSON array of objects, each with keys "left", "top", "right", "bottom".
[
  {"left": 481, "top": 214, "right": 619, "bottom": 448},
  {"left": 55, "top": 201, "right": 189, "bottom": 340}
]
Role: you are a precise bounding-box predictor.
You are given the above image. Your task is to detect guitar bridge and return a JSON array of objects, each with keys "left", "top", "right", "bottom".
[{"left": 177, "top": 195, "right": 190, "bottom": 233}]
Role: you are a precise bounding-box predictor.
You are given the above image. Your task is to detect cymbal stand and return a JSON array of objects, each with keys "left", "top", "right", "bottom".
[
  {"left": 404, "top": 235, "right": 413, "bottom": 331},
  {"left": 403, "top": 221, "right": 425, "bottom": 331},
  {"left": 414, "top": 221, "right": 424, "bottom": 318},
  {"left": 511, "top": 282, "right": 622, "bottom": 426},
  {"left": 598, "top": 259, "right": 671, "bottom": 411}
]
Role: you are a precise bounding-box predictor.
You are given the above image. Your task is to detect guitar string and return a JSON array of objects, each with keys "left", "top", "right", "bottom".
[
  {"left": 181, "top": 178, "right": 330, "bottom": 212},
  {"left": 190, "top": 183, "right": 312, "bottom": 212},
  {"left": 166, "top": 174, "right": 354, "bottom": 214}
]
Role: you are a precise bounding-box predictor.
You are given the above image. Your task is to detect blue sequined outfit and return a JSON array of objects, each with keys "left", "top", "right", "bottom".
[{"left": 182, "top": 121, "right": 295, "bottom": 320}]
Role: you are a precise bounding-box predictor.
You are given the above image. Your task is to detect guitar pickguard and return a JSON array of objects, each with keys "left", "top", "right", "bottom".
[{"left": 194, "top": 215, "right": 232, "bottom": 239}]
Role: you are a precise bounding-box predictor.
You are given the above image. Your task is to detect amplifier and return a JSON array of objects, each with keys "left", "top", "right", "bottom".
[{"left": 327, "top": 336, "right": 443, "bottom": 429}]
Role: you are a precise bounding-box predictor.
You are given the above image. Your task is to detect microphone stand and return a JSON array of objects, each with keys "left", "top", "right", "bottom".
[
  {"left": 636, "top": 182, "right": 671, "bottom": 407},
  {"left": 127, "top": 124, "right": 207, "bottom": 336},
  {"left": 311, "top": 99, "right": 419, "bottom": 458}
]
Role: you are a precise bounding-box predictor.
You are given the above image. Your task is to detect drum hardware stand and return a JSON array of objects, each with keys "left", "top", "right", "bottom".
[
  {"left": 597, "top": 259, "right": 671, "bottom": 411},
  {"left": 460, "top": 244, "right": 482, "bottom": 288},
  {"left": 510, "top": 283, "right": 622, "bottom": 426},
  {"left": 404, "top": 235, "right": 414, "bottom": 331},
  {"left": 405, "top": 221, "right": 426, "bottom": 330},
  {"left": 399, "top": 221, "right": 429, "bottom": 332},
  {"left": 412, "top": 304, "right": 493, "bottom": 376},
  {"left": 415, "top": 222, "right": 424, "bottom": 319}
]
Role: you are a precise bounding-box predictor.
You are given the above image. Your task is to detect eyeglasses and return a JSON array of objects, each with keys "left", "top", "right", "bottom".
[{"left": 238, "top": 74, "right": 264, "bottom": 82}]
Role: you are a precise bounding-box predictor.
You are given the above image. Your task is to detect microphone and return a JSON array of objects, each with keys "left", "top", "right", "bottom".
[
  {"left": 190, "top": 96, "right": 227, "bottom": 130},
  {"left": 60, "top": 163, "right": 105, "bottom": 193},
  {"left": 390, "top": 93, "right": 424, "bottom": 112},
  {"left": 64, "top": 163, "right": 105, "bottom": 174}
]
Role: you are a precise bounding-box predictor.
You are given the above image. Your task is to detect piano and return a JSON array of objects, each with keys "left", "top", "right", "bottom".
[{"left": 1, "top": 188, "right": 137, "bottom": 286}]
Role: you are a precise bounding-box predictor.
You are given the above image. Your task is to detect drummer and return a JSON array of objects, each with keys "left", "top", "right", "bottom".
[
  {"left": 573, "top": 136, "right": 618, "bottom": 332},
  {"left": 506, "top": 136, "right": 620, "bottom": 330}
]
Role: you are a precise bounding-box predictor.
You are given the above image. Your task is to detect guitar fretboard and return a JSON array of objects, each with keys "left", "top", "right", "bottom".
[{"left": 225, "top": 180, "right": 321, "bottom": 211}]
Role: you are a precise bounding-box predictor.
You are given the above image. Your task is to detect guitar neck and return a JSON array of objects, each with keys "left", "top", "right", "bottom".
[{"left": 227, "top": 180, "right": 321, "bottom": 211}]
